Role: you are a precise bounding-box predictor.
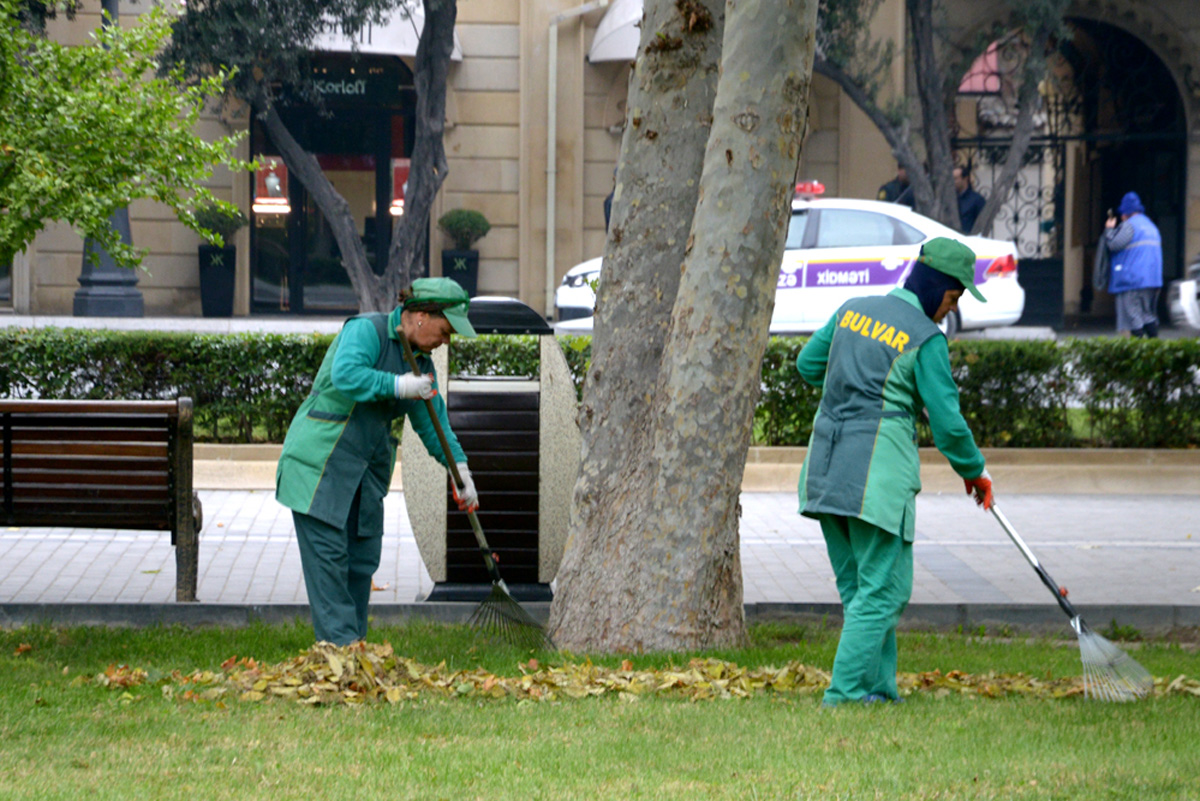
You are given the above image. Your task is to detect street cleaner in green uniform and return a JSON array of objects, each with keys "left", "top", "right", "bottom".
[
  {"left": 277, "top": 277, "right": 479, "bottom": 645},
  {"left": 796, "top": 237, "right": 995, "bottom": 706}
]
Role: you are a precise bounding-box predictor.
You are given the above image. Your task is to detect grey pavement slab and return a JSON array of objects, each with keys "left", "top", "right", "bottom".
[{"left": 3, "top": 491, "right": 1198, "bottom": 632}]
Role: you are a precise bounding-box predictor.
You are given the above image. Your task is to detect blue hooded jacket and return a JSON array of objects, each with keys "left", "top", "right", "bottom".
[{"left": 1109, "top": 193, "right": 1162, "bottom": 293}]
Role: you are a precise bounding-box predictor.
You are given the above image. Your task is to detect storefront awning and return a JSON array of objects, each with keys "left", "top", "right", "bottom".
[
  {"left": 588, "top": 0, "right": 641, "bottom": 62},
  {"left": 314, "top": 2, "right": 464, "bottom": 62}
]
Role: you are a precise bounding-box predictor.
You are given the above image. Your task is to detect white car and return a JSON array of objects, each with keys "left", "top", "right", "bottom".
[
  {"left": 1166, "top": 256, "right": 1200, "bottom": 331},
  {"left": 555, "top": 194, "right": 1025, "bottom": 337}
]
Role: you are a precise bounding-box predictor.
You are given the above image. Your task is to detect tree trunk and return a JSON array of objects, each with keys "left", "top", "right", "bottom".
[
  {"left": 384, "top": 0, "right": 457, "bottom": 302},
  {"left": 906, "top": 0, "right": 958, "bottom": 225},
  {"left": 547, "top": 0, "right": 724, "bottom": 651},
  {"left": 549, "top": 0, "right": 818, "bottom": 652}
]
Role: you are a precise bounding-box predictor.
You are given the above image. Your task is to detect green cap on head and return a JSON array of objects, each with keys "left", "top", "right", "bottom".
[
  {"left": 405, "top": 277, "right": 477, "bottom": 338},
  {"left": 917, "top": 237, "right": 986, "bottom": 303}
]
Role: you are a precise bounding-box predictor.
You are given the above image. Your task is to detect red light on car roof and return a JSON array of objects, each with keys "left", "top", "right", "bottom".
[
  {"left": 984, "top": 254, "right": 1017, "bottom": 277},
  {"left": 794, "top": 180, "right": 825, "bottom": 199}
]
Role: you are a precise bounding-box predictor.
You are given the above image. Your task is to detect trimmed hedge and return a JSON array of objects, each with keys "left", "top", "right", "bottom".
[
  {"left": 0, "top": 328, "right": 330, "bottom": 442},
  {"left": 1, "top": 328, "right": 1196, "bottom": 447}
]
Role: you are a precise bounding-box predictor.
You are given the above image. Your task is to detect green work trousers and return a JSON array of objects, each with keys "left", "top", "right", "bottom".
[
  {"left": 819, "top": 513, "right": 913, "bottom": 705},
  {"left": 293, "top": 485, "right": 383, "bottom": 646}
]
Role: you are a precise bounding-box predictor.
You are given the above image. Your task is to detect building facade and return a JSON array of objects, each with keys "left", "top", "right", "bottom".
[{"left": 5, "top": 0, "right": 1198, "bottom": 326}]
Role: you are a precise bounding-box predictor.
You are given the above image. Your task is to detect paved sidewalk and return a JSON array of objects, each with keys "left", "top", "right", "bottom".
[{"left": 3, "top": 490, "right": 1198, "bottom": 632}]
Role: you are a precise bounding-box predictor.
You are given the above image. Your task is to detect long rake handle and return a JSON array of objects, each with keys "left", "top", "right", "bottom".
[
  {"left": 398, "top": 331, "right": 506, "bottom": 588},
  {"left": 991, "top": 502, "right": 1079, "bottom": 621}
]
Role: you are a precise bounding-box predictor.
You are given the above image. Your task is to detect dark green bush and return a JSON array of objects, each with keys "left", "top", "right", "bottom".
[
  {"left": 449, "top": 334, "right": 591, "bottom": 399},
  {"left": 1068, "top": 337, "right": 1200, "bottom": 448},
  {"left": 755, "top": 337, "right": 820, "bottom": 447},
  {"left": 947, "top": 340, "right": 1075, "bottom": 447},
  {"left": 0, "top": 327, "right": 330, "bottom": 442},
  {"left": 2, "top": 328, "right": 1196, "bottom": 447}
]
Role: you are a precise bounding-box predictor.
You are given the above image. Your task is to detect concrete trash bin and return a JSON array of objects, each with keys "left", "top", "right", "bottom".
[{"left": 401, "top": 297, "right": 581, "bottom": 602}]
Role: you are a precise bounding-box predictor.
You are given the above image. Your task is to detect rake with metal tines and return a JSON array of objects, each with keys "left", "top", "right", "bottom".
[
  {"left": 991, "top": 503, "right": 1152, "bottom": 701},
  {"left": 398, "top": 332, "right": 555, "bottom": 652}
]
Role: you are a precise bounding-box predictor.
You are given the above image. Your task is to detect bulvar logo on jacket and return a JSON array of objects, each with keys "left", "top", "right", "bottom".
[{"left": 839, "top": 310, "right": 911, "bottom": 352}]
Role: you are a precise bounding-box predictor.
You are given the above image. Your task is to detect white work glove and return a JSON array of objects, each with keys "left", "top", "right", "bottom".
[
  {"left": 394, "top": 372, "right": 436, "bottom": 400},
  {"left": 452, "top": 463, "right": 479, "bottom": 513}
]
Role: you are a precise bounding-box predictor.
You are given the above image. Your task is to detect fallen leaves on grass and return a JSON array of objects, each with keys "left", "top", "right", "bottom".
[
  {"left": 14, "top": 643, "right": 32, "bottom": 656},
  {"left": 70, "top": 641, "right": 1200, "bottom": 706},
  {"left": 70, "top": 664, "right": 149, "bottom": 689}
]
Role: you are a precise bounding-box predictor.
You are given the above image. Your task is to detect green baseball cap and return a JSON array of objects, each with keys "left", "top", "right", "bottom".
[
  {"left": 405, "top": 277, "right": 477, "bottom": 338},
  {"left": 917, "top": 237, "right": 987, "bottom": 303}
]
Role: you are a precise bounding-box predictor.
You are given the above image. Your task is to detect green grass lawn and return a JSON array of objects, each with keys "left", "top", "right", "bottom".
[{"left": 2, "top": 622, "right": 1197, "bottom": 800}]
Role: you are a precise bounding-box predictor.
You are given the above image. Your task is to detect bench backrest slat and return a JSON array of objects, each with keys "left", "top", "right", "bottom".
[
  {"left": 5, "top": 441, "right": 168, "bottom": 458},
  {"left": 1, "top": 454, "right": 168, "bottom": 472},
  {"left": 1, "top": 401, "right": 183, "bottom": 531},
  {"left": 0, "top": 398, "right": 199, "bottom": 602},
  {"left": 0, "top": 400, "right": 180, "bottom": 416}
]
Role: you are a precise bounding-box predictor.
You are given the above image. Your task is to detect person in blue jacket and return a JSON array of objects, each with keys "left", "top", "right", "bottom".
[
  {"left": 796, "top": 237, "right": 995, "bottom": 706},
  {"left": 276, "top": 277, "right": 479, "bottom": 645},
  {"left": 1104, "top": 191, "right": 1162, "bottom": 337}
]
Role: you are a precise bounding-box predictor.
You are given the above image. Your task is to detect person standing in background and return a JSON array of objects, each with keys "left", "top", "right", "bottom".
[
  {"left": 954, "top": 165, "right": 986, "bottom": 235},
  {"left": 1104, "top": 191, "right": 1161, "bottom": 335},
  {"left": 1104, "top": 191, "right": 1162, "bottom": 337},
  {"left": 604, "top": 168, "right": 617, "bottom": 232},
  {"left": 877, "top": 164, "right": 914, "bottom": 208}
]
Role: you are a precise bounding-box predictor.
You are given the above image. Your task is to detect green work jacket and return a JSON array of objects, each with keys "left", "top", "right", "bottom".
[
  {"left": 796, "top": 288, "right": 985, "bottom": 541},
  {"left": 275, "top": 307, "right": 466, "bottom": 532}
]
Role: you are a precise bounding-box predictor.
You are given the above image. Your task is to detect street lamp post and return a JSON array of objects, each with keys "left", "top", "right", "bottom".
[{"left": 73, "top": 0, "right": 144, "bottom": 317}]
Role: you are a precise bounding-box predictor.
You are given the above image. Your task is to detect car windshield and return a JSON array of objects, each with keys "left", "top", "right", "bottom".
[{"left": 785, "top": 210, "right": 810, "bottom": 249}]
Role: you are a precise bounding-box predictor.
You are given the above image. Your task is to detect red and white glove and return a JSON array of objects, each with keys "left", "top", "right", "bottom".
[
  {"left": 394, "top": 373, "right": 436, "bottom": 400},
  {"left": 452, "top": 463, "right": 479, "bottom": 513},
  {"left": 964, "top": 469, "right": 994, "bottom": 510}
]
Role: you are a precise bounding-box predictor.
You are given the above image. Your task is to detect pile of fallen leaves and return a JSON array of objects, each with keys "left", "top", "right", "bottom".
[{"left": 71, "top": 641, "right": 1200, "bottom": 706}]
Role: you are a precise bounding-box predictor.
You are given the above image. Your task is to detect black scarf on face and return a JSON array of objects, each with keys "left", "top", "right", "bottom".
[{"left": 903, "top": 260, "right": 965, "bottom": 320}]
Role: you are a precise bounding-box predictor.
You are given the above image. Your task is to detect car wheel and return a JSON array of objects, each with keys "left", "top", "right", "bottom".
[{"left": 939, "top": 310, "right": 960, "bottom": 339}]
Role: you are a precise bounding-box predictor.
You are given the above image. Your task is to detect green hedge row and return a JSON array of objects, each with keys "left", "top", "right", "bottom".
[
  {"left": 1, "top": 328, "right": 1197, "bottom": 447},
  {"left": 0, "top": 328, "right": 330, "bottom": 442}
]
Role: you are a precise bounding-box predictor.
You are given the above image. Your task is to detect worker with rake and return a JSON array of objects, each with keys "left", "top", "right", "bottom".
[
  {"left": 276, "top": 278, "right": 480, "bottom": 646},
  {"left": 796, "top": 237, "right": 994, "bottom": 707}
]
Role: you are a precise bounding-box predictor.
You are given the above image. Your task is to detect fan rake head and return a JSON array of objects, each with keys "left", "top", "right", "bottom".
[
  {"left": 1072, "top": 617, "right": 1153, "bottom": 702},
  {"left": 468, "top": 582, "right": 556, "bottom": 652}
]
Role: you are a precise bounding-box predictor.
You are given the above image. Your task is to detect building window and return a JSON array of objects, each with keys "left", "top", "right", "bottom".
[{"left": 250, "top": 55, "right": 415, "bottom": 314}]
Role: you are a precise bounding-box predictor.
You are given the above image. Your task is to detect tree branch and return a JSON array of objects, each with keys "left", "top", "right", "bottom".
[
  {"left": 813, "top": 56, "right": 932, "bottom": 208},
  {"left": 385, "top": 0, "right": 456, "bottom": 301},
  {"left": 970, "top": 22, "right": 1054, "bottom": 235}
]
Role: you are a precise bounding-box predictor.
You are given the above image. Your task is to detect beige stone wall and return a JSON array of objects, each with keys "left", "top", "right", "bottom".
[
  {"left": 581, "top": 56, "right": 627, "bottom": 262},
  {"left": 443, "top": 0, "right": 523, "bottom": 297}
]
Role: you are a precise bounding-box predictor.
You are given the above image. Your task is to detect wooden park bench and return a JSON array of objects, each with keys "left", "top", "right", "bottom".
[{"left": 0, "top": 398, "right": 202, "bottom": 601}]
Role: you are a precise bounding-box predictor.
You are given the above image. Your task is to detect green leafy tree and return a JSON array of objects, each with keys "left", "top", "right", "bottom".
[
  {"left": 161, "top": 0, "right": 458, "bottom": 311},
  {"left": 815, "top": 0, "right": 1069, "bottom": 234},
  {"left": 0, "top": 0, "right": 244, "bottom": 268}
]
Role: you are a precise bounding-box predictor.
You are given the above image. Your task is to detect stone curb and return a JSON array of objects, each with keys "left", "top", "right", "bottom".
[
  {"left": 195, "top": 445, "right": 1200, "bottom": 494},
  {"left": 2, "top": 602, "right": 1194, "bottom": 635}
]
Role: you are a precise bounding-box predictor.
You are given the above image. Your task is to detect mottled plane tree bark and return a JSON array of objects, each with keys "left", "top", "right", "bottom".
[{"left": 550, "top": 0, "right": 819, "bottom": 652}]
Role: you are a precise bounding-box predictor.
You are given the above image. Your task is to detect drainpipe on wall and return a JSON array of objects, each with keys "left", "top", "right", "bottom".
[{"left": 546, "top": 0, "right": 609, "bottom": 318}]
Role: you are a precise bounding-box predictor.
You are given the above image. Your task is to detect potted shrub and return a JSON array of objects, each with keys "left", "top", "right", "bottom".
[
  {"left": 437, "top": 208, "right": 490, "bottom": 296},
  {"left": 194, "top": 201, "right": 247, "bottom": 317}
]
